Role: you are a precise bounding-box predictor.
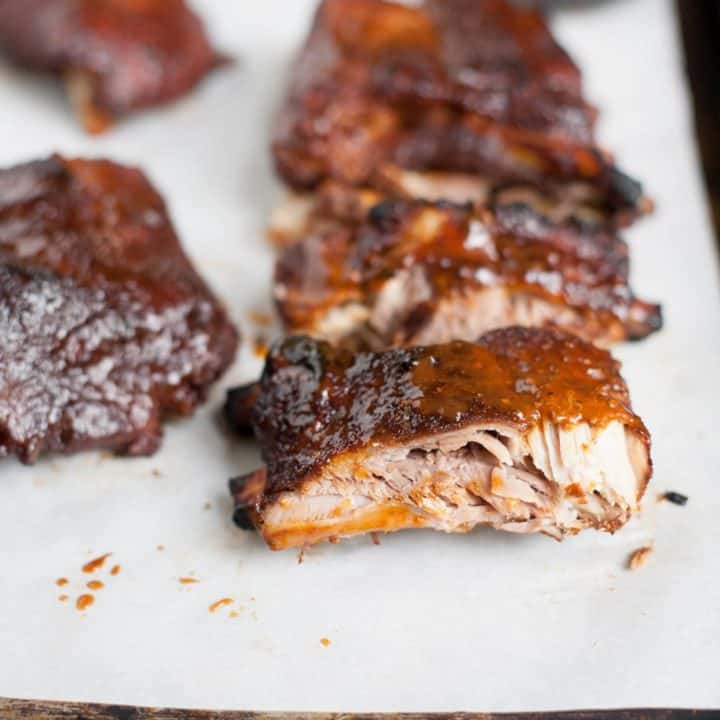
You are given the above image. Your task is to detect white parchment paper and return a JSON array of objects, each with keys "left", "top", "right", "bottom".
[{"left": 0, "top": 0, "right": 718, "bottom": 712}]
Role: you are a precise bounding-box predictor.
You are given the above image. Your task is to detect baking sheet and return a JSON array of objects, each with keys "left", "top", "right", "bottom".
[{"left": 0, "top": 0, "right": 719, "bottom": 712}]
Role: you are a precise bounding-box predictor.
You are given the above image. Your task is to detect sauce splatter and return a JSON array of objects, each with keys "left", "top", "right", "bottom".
[
  {"left": 82, "top": 553, "right": 111, "bottom": 573},
  {"left": 87, "top": 580, "right": 104, "bottom": 591},
  {"left": 209, "top": 598, "right": 234, "bottom": 613},
  {"left": 253, "top": 336, "right": 269, "bottom": 358},
  {"left": 56, "top": 578, "right": 68, "bottom": 587},
  {"left": 157, "top": 545, "right": 165, "bottom": 551},
  {"left": 76, "top": 594, "right": 94, "bottom": 611},
  {"left": 110, "top": 565, "right": 120, "bottom": 576},
  {"left": 58, "top": 595, "right": 69, "bottom": 602},
  {"left": 320, "top": 637, "right": 331, "bottom": 647},
  {"left": 229, "top": 611, "right": 239, "bottom": 618},
  {"left": 628, "top": 546, "right": 653, "bottom": 570},
  {"left": 179, "top": 577, "right": 199, "bottom": 585}
]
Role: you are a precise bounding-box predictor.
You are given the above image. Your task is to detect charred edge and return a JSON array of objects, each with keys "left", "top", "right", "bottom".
[
  {"left": 224, "top": 382, "right": 261, "bottom": 437},
  {"left": 368, "top": 199, "right": 407, "bottom": 232},
  {"left": 608, "top": 166, "right": 645, "bottom": 209},
  {"left": 232, "top": 505, "right": 256, "bottom": 530},
  {"left": 627, "top": 301, "right": 663, "bottom": 341},
  {"left": 367, "top": 197, "right": 469, "bottom": 232},
  {"left": 229, "top": 469, "right": 267, "bottom": 530}
]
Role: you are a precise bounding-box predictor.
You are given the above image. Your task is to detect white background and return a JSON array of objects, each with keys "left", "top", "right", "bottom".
[{"left": 0, "top": 0, "right": 718, "bottom": 712}]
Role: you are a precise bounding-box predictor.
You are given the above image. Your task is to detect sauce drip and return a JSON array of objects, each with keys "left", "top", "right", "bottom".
[
  {"left": 110, "top": 565, "right": 120, "bottom": 576},
  {"left": 253, "top": 336, "right": 269, "bottom": 358},
  {"left": 179, "top": 577, "right": 199, "bottom": 584},
  {"left": 320, "top": 637, "right": 331, "bottom": 647},
  {"left": 87, "top": 580, "right": 104, "bottom": 590},
  {"left": 76, "top": 594, "right": 94, "bottom": 611},
  {"left": 209, "top": 598, "right": 234, "bottom": 613},
  {"left": 82, "top": 553, "right": 111, "bottom": 573},
  {"left": 58, "top": 595, "right": 69, "bottom": 602},
  {"left": 56, "top": 578, "right": 68, "bottom": 587}
]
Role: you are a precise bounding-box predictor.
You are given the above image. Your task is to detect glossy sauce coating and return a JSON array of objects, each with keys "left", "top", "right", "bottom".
[
  {"left": 275, "top": 198, "right": 661, "bottom": 346},
  {"left": 251, "top": 329, "right": 648, "bottom": 499},
  {"left": 0, "top": 156, "right": 238, "bottom": 464},
  {"left": 0, "top": 0, "right": 225, "bottom": 132},
  {"left": 272, "top": 0, "right": 646, "bottom": 222}
]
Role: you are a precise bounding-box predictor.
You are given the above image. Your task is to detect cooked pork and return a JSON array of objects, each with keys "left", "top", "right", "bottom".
[
  {"left": 0, "top": 155, "right": 238, "bottom": 463},
  {"left": 274, "top": 197, "right": 661, "bottom": 349},
  {"left": 224, "top": 382, "right": 261, "bottom": 438},
  {"left": 230, "top": 329, "right": 652, "bottom": 550},
  {"left": 272, "top": 0, "right": 650, "bottom": 226},
  {"left": 0, "top": 0, "right": 225, "bottom": 133}
]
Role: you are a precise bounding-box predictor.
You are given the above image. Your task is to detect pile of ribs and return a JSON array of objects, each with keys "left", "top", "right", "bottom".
[
  {"left": 226, "top": 0, "right": 661, "bottom": 551},
  {"left": 0, "top": 0, "right": 226, "bottom": 133},
  {"left": 0, "top": 155, "right": 238, "bottom": 463}
]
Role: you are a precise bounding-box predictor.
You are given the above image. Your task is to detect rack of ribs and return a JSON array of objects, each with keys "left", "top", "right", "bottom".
[
  {"left": 230, "top": 328, "right": 652, "bottom": 550},
  {"left": 271, "top": 0, "right": 650, "bottom": 227},
  {"left": 0, "top": 0, "right": 226, "bottom": 133},
  {"left": 0, "top": 155, "right": 238, "bottom": 463},
  {"left": 273, "top": 196, "right": 662, "bottom": 349}
]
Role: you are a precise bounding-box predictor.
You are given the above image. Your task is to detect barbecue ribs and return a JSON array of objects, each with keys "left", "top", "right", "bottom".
[
  {"left": 272, "top": 0, "right": 650, "bottom": 226},
  {"left": 230, "top": 328, "right": 651, "bottom": 550},
  {"left": 0, "top": 0, "right": 225, "bottom": 133},
  {"left": 0, "top": 155, "right": 238, "bottom": 463},
  {"left": 274, "top": 197, "right": 661, "bottom": 349}
]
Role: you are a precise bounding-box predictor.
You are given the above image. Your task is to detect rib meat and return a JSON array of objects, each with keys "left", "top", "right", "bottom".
[
  {"left": 274, "top": 197, "right": 662, "bottom": 349},
  {"left": 0, "top": 155, "right": 238, "bottom": 463},
  {"left": 272, "top": 0, "right": 649, "bottom": 226},
  {"left": 0, "top": 0, "right": 225, "bottom": 133},
  {"left": 230, "top": 329, "right": 652, "bottom": 550}
]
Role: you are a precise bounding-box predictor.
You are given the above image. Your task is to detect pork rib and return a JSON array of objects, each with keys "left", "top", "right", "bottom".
[
  {"left": 274, "top": 197, "right": 661, "bottom": 349},
  {"left": 0, "top": 155, "right": 238, "bottom": 463},
  {"left": 230, "top": 328, "right": 651, "bottom": 550},
  {"left": 0, "top": 0, "right": 225, "bottom": 133},
  {"left": 272, "top": 0, "right": 650, "bottom": 226}
]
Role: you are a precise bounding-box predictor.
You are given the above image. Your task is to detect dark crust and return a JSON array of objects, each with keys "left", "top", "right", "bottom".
[
  {"left": 230, "top": 468, "right": 266, "bottom": 529},
  {"left": 249, "top": 329, "right": 649, "bottom": 502},
  {"left": 274, "top": 197, "right": 662, "bottom": 346},
  {"left": 272, "top": 0, "right": 648, "bottom": 223},
  {"left": 0, "top": 0, "right": 224, "bottom": 124},
  {"left": 0, "top": 155, "right": 238, "bottom": 464},
  {"left": 224, "top": 382, "right": 261, "bottom": 438}
]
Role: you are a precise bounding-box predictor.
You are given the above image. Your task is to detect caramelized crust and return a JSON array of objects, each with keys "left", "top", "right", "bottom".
[
  {"left": 230, "top": 330, "right": 652, "bottom": 549},
  {"left": 274, "top": 197, "right": 662, "bottom": 348},
  {"left": 247, "top": 330, "right": 648, "bottom": 498},
  {"left": 0, "top": 156, "right": 238, "bottom": 463},
  {"left": 0, "top": 0, "right": 225, "bottom": 133},
  {"left": 272, "top": 0, "right": 648, "bottom": 224}
]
